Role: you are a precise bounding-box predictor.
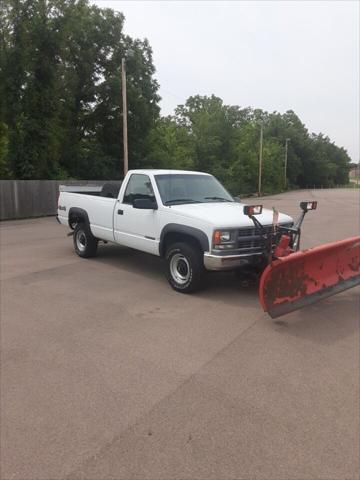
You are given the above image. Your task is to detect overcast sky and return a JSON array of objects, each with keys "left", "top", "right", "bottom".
[{"left": 92, "top": 0, "right": 359, "bottom": 162}]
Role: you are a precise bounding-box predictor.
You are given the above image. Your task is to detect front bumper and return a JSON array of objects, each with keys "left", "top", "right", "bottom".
[{"left": 203, "top": 252, "right": 263, "bottom": 271}]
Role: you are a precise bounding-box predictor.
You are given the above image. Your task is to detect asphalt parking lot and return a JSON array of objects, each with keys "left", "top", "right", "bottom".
[{"left": 1, "top": 188, "right": 359, "bottom": 480}]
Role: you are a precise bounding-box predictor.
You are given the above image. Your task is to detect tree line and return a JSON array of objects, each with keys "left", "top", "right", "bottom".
[{"left": 0, "top": 0, "right": 352, "bottom": 194}]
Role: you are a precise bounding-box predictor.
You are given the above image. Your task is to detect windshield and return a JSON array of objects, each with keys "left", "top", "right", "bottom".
[{"left": 155, "top": 174, "right": 234, "bottom": 205}]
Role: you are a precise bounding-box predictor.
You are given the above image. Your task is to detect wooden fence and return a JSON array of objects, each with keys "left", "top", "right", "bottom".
[
  {"left": 0, "top": 180, "right": 104, "bottom": 220},
  {"left": 0, "top": 180, "right": 358, "bottom": 221}
]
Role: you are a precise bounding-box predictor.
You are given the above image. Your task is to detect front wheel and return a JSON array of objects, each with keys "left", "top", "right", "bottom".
[
  {"left": 73, "top": 223, "right": 98, "bottom": 258},
  {"left": 165, "top": 242, "right": 205, "bottom": 293}
]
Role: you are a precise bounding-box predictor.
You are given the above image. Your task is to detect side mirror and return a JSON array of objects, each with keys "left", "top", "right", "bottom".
[
  {"left": 133, "top": 198, "right": 158, "bottom": 210},
  {"left": 300, "top": 201, "right": 317, "bottom": 212},
  {"left": 244, "top": 204, "right": 263, "bottom": 216}
]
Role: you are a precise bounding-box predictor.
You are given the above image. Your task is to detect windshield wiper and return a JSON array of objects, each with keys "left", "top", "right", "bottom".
[
  {"left": 164, "top": 198, "right": 202, "bottom": 205},
  {"left": 204, "top": 196, "right": 232, "bottom": 202}
]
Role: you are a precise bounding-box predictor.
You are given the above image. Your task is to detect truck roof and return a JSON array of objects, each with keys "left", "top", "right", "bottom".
[{"left": 129, "top": 169, "right": 210, "bottom": 176}]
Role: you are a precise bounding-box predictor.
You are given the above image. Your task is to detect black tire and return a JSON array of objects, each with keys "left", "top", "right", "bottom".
[
  {"left": 73, "top": 223, "right": 98, "bottom": 258},
  {"left": 165, "top": 242, "right": 205, "bottom": 293}
]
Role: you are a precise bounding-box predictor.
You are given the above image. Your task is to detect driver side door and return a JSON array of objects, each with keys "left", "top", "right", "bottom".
[{"left": 114, "top": 173, "right": 160, "bottom": 255}]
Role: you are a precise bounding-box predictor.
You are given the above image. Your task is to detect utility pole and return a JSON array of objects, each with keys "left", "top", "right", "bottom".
[
  {"left": 121, "top": 57, "right": 128, "bottom": 177},
  {"left": 284, "top": 138, "right": 290, "bottom": 189},
  {"left": 258, "top": 124, "right": 263, "bottom": 197}
]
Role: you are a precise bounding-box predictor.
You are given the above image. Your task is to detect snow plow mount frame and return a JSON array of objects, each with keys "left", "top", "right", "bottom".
[{"left": 244, "top": 200, "right": 317, "bottom": 260}]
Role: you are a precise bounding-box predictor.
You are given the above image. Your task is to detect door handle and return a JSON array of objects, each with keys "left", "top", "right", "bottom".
[{"left": 117, "top": 209, "right": 123, "bottom": 215}]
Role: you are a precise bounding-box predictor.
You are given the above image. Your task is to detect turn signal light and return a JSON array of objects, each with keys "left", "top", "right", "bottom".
[{"left": 213, "top": 230, "right": 222, "bottom": 245}]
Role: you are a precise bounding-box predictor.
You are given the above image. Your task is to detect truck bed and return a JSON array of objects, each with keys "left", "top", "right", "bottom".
[
  {"left": 59, "top": 185, "right": 103, "bottom": 196},
  {"left": 59, "top": 182, "right": 122, "bottom": 198},
  {"left": 57, "top": 190, "right": 118, "bottom": 241}
]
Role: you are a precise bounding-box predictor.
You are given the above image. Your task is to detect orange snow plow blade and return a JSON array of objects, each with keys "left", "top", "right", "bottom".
[{"left": 259, "top": 236, "right": 360, "bottom": 318}]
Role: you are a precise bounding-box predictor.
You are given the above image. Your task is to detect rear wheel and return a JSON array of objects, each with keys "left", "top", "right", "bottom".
[
  {"left": 165, "top": 242, "right": 205, "bottom": 293},
  {"left": 73, "top": 223, "right": 98, "bottom": 258}
]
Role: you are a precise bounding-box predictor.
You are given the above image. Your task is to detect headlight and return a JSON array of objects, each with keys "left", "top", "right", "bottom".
[
  {"left": 213, "top": 230, "right": 235, "bottom": 249},
  {"left": 220, "top": 231, "right": 231, "bottom": 242}
]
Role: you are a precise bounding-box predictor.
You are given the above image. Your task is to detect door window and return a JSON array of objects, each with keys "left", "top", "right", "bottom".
[{"left": 123, "top": 174, "right": 155, "bottom": 205}]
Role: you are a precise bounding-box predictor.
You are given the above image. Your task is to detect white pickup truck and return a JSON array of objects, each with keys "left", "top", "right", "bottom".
[{"left": 57, "top": 169, "right": 293, "bottom": 292}]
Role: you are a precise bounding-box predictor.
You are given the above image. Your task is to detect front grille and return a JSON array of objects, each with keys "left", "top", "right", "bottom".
[{"left": 236, "top": 223, "right": 293, "bottom": 254}]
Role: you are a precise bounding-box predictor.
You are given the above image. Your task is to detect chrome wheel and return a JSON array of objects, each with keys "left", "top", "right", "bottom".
[
  {"left": 170, "top": 253, "right": 190, "bottom": 285},
  {"left": 76, "top": 229, "right": 87, "bottom": 253}
]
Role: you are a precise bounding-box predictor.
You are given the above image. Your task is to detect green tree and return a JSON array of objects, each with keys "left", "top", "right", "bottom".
[
  {"left": 0, "top": 0, "right": 160, "bottom": 179},
  {"left": 145, "top": 117, "right": 194, "bottom": 170},
  {"left": 0, "top": 1, "right": 351, "bottom": 188},
  {"left": 173, "top": 95, "right": 252, "bottom": 188},
  {"left": 0, "top": 122, "right": 11, "bottom": 178}
]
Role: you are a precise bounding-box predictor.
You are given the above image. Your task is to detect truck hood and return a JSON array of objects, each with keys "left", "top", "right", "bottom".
[{"left": 168, "top": 202, "right": 293, "bottom": 228}]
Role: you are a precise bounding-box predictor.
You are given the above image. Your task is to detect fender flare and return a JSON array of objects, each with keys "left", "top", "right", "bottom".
[
  {"left": 159, "top": 223, "right": 209, "bottom": 256},
  {"left": 68, "top": 207, "right": 90, "bottom": 230}
]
